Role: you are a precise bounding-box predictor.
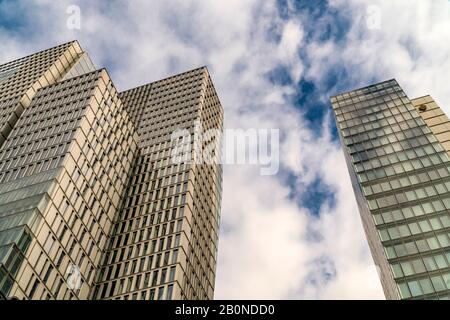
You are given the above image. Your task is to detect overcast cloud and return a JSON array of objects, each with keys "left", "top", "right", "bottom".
[{"left": 1, "top": 0, "right": 449, "bottom": 299}]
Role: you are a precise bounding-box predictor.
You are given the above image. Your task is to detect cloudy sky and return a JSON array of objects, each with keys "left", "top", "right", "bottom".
[{"left": 1, "top": 0, "right": 449, "bottom": 299}]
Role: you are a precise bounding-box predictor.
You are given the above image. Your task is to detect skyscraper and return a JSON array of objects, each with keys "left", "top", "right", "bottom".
[
  {"left": 331, "top": 80, "right": 450, "bottom": 300},
  {"left": 92, "top": 67, "right": 223, "bottom": 300},
  {"left": 0, "top": 41, "right": 222, "bottom": 300}
]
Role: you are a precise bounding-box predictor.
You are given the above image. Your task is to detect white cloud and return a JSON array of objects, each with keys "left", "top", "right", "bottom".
[
  {"left": 277, "top": 20, "right": 304, "bottom": 83},
  {"left": 1, "top": 0, "right": 448, "bottom": 300},
  {"left": 218, "top": 165, "right": 312, "bottom": 299}
]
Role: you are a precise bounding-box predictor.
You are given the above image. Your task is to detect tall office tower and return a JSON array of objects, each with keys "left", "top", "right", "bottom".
[
  {"left": 0, "top": 68, "right": 137, "bottom": 300},
  {"left": 0, "top": 41, "right": 103, "bottom": 299},
  {"left": 92, "top": 67, "right": 223, "bottom": 300},
  {"left": 0, "top": 42, "right": 223, "bottom": 301},
  {"left": 331, "top": 79, "right": 450, "bottom": 300}
]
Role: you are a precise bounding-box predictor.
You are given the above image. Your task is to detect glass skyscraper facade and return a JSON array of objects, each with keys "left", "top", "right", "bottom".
[
  {"left": 0, "top": 41, "right": 222, "bottom": 300},
  {"left": 331, "top": 80, "right": 450, "bottom": 300}
]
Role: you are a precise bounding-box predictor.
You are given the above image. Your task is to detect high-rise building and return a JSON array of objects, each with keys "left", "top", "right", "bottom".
[
  {"left": 92, "top": 67, "right": 223, "bottom": 300},
  {"left": 331, "top": 79, "right": 450, "bottom": 300},
  {"left": 0, "top": 41, "right": 222, "bottom": 300}
]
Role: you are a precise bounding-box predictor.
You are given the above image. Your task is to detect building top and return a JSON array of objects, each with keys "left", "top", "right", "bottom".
[
  {"left": 330, "top": 78, "right": 397, "bottom": 102},
  {"left": 120, "top": 66, "right": 208, "bottom": 94}
]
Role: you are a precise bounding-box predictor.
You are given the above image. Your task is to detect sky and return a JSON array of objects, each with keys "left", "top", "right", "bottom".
[{"left": 1, "top": 0, "right": 449, "bottom": 299}]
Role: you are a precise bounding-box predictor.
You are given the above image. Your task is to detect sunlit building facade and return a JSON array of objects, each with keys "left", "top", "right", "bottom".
[
  {"left": 0, "top": 42, "right": 222, "bottom": 300},
  {"left": 331, "top": 80, "right": 450, "bottom": 300}
]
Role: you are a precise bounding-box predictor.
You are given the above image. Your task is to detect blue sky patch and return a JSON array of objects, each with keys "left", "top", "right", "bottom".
[
  {"left": 284, "top": 169, "right": 336, "bottom": 217},
  {"left": 266, "top": 65, "right": 293, "bottom": 86}
]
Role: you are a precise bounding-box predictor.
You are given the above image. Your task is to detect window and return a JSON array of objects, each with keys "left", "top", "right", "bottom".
[
  {"left": 407, "top": 280, "right": 422, "bottom": 297},
  {"left": 152, "top": 271, "right": 159, "bottom": 286},
  {"left": 44, "top": 234, "right": 55, "bottom": 253},
  {"left": 166, "top": 285, "right": 173, "bottom": 300},
  {"left": 160, "top": 269, "right": 167, "bottom": 284},
  {"left": 43, "top": 264, "right": 54, "bottom": 282},
  {"left": 149, "top": 289, "right": 155, "bottom": 300},
  {"left": 158, "top": 287, "right": 165, "bottom": 300},
  {"left": 169, "top": 267, "right": 176, "bottom": 282},
  {"left": 401, "top": 262, "right": 414, "bottom": 276},
  {"left": 172, "top": 250, "right": 178, "bottom": 264},
  {"left": 419, "top": 279, "right": 434, "bottom": 295},
  {"left": 431, "top": 276, "right": 446, "bottom": 292},
  {"left": 29, "top": 278, "right": 40, "bottom": 298},
  {"left": 435, "top": 255, "right": 447, "bottom": 269}
]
